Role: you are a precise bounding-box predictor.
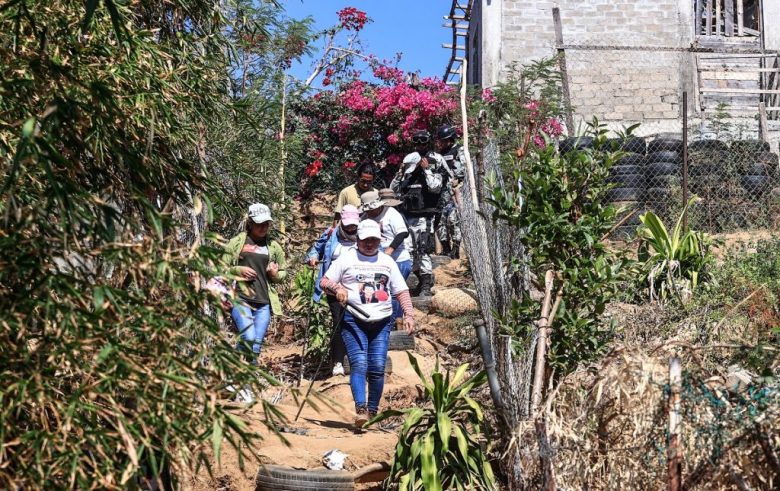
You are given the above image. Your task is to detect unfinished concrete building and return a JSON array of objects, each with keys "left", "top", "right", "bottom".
[{"left": 444, "top": 1, "right": 780, "bottom": 146}]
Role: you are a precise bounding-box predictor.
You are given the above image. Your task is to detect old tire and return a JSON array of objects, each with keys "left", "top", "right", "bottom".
[
  {"left": 755, "top": 151, "right": 779, "bottom": 165},
  {"left": 605, "top": 187, "right": 641, "bottom": 202},
  {"left": 559, "top": 136, "right": 594, "bottom": 153},
  {"left": 689, "top": 139, "right": 728, "bottom": 152},
  {"left": 731, "top": 139, "right": 770, "bottom": 154},
  {"left": 411, "top": 295, "right": 432, "bottom": 311},
  {"left": 607, "top": 137, "right": 646, "bottom": 154},
  {"left": 648, "top": 138, "right": 683, "bottom": 153},
  {"left": 617, "top": 153, "right": 645, "bottom": 166},
  {"left": 610, "top": 164, "right": 643, "bottom": 175},
  {"left": 741, "top": 175, "right": 771, "bottom": 193},
  {"left": 646, "top": 175, "right": 680, "bottom": 187},
  {"left": 644, "top": 187, "right": 672, "bottom": 201},
  {"left": 689, "top": 163, "right": 723, "bottom": 177},
  {"left": 606, "top": 173, "right": 644, "bottom": 187},
  {"left": 256, "top": 465, "right": 355, "bottom": 491},
  {"left": 646, "top": 161, "right": 679, "bottom": 175},
  {"left": 343, "top": 355, "right": 393, "bottom": 375},
  {"left": 388, "top": 330, "right": 415, "bottom": 351},
  {"left": 646, "top": 151, "right": 682, "bottom": 164},
  {"left": 430, "top": 255, "right": 451, "bottom": 269},
  {"left": 742, "top": 162, "right": 772, "bottom": 176}
]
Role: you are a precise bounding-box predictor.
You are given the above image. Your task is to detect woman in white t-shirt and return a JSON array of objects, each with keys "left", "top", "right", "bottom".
[
  {"left": 360, "top": 189, "right": 413, "bottom": 325},
  {"left": 320, "top": 220, "right": 415, "bottom": 428}
]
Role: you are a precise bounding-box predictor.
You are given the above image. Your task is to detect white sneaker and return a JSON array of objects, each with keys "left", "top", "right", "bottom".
[{"left": 332, "top": 362, "right": 345, "bottom": 376}]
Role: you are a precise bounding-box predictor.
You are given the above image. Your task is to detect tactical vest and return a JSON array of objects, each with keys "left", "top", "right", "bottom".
[{"left": 400, "top": 153, "right": 448, "bottom": 215}]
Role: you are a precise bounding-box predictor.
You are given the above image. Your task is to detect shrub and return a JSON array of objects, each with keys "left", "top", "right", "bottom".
[{"left": 370, "top": 354, "right": 496, "bottom": 491}]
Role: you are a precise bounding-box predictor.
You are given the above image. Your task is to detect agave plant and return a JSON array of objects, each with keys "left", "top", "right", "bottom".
[
  {"left": 637, "top": 198, "right": 714, "bottom": 304},
  {"left": 369, "top": 354, "right": 496, "bottom": 491}
]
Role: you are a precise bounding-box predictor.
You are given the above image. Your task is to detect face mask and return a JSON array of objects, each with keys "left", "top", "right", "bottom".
[{"left": 338, "top": 223, "right": 357, "bottom": 242}]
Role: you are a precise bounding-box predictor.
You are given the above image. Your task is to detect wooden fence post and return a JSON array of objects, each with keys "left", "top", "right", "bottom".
[{"left": 668, "top": 357, "right": 682, "bottom": 491}]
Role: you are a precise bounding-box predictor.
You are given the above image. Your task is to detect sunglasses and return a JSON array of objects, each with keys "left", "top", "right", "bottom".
[{"left": 412, "top": 137, "right": 430, "bottom": 144}]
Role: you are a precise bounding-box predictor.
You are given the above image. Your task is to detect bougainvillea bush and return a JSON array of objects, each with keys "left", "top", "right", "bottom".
[{"left": 294, "top": 72, "right": 459, "bottom": 193}]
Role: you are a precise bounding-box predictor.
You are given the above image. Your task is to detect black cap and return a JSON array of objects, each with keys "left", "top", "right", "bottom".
[{"left": 437, "top": 125, "right": 457, "bottom": 140}]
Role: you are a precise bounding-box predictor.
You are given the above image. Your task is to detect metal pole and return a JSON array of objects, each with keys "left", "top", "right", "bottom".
[
  {"left": 473, "top": 318, "right": 503, "bottom": 411},
  {"left": 682, "top": 91, "right": 689, "bottom": 230}
]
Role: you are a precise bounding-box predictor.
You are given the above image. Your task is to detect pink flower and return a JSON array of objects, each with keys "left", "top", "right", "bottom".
[
  {"left": 387, "top": 133, "right": 399, "bottom": 146},
  {"left": 533, "top": 134, "right": 545, "bottom": 148},
  {"left": 540, "top": 118, "right": 564, "bottom": 138},
  {"left": 337, "top": 7, "right": 368, "bottom": 31},
  {"left": 322, "top": 77, "right": 332, "bottom": 86},
  {"left": 342, "top": 161, "right": 357, "bottom": 169},
  {"left": 481, "top": 88, "right": 496, "bottom": 103},
  {"left": 373, "top": 65, "right": 405, "bottom": 84},
  {"left": 387, "top": 154, "right": 401, "bottom": 165}
]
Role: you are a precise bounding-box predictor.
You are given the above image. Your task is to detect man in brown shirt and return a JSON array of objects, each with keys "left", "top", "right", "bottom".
[{"left": 334, "top": 163, "right": 377, "bottom": 225}]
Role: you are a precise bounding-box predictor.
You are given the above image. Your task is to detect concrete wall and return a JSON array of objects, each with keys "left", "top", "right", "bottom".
[{"left": 765, "top": 0, "right": 780, "bottom": 51}]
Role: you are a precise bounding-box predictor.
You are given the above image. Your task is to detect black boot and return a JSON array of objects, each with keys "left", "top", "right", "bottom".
[
  {"left": 419, "top": 274, "right": 433, "bottom": 297},
  {"left": 450, "top": 240, "right": 460, "bottom": 259},
  {"left": 440, "top": 241, "right": 451, "bottom": 257}
]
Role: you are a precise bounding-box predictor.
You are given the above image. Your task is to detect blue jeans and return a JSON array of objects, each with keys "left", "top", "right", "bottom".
[
  {"left": 392, "top": 259, "right": 413, "bottom": 321},
  {"left": 231, "top": 303, "right": 271, "bottom": 363},
  {"left": 341, "top": 311, "right": 393, "bottom": 413}
]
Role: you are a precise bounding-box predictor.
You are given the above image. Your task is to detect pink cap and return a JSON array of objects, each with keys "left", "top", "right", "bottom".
[{"left": 340, "top": 204, "right": 360, "bottom": 226}]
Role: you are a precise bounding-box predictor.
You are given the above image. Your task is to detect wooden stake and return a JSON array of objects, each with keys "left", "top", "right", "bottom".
[
  {"left": 535, "top": 417, "right": 557, "bottom": 491},
  {"left": 682, "top": 92, "right": 689, "bottom": 231},
  {"left": 279, "top": 74, "right": 287, "bottom": 235},
  {"left": 531, "top": 270, "right": 555, "bottom": 415},
  {"left": 460, "top": 61, "right": 480, "bottom": 213},
  {"left": 553, "top": 8, "right": 575, "bottom": 136},
  {"left": 668, "top": 357, "right": 682, "bottom": 491}
]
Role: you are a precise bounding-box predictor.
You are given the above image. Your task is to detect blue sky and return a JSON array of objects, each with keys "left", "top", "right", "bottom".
[{"left": 282, "top": 0, "right": 453, "bottom": 83}]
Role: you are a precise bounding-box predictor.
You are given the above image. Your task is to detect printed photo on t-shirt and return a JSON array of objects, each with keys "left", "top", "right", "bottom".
[{"left": 356, "top": 272, "right": 391, "bottom": 304}]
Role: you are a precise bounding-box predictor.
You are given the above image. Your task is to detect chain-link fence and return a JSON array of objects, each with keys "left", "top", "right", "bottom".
[{"left": 559, "top": 41, "right": 780, "bottom": 237}]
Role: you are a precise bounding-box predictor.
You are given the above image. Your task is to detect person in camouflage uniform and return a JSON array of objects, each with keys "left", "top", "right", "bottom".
[
  {"left": 390, "top": 130, "right": 449, "bottom": 296},
  {"left": 435, "top": 125, "right": 465, "bottom": 259}
]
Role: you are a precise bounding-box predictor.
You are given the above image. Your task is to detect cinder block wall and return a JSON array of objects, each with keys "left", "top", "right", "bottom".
[{"left": 485, "top": 0, "right": 694, "bottom": 134}]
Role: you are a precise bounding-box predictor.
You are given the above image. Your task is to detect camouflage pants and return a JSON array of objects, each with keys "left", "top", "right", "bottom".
[
  {"left": 407, "top": 215, "right": 434, "bottom": 275},
  {"left": 436, "top": 202, "right": 461, "bottom": 245}
]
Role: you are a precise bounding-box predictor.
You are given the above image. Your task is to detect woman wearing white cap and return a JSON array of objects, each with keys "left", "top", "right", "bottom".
[
  {"left": 320, "top": 220, "right": 415, "bottom": 427},
  {"left": 360, "top": 189, "right": 413, "bottom": 324},
  {"left": 223, "top": 203, "right": 287, "bottom": 373},
  {"left": 305, "top": 204, "right": 360, "bottom": 376}
]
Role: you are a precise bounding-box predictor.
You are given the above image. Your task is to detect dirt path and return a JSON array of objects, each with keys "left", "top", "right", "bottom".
[{"left": 188, "top": 258, "right": 474, "bottom": 491}]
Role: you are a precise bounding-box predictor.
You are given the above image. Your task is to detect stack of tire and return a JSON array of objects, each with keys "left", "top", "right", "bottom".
[
  {"left": 688, "top": 139, "right": 731, "bottom": 231},
  {"left": 603, "top": 137, "right": 647, "bottom": 238},
  {"left": 731, "top": 139, "right": 779, "bottom": 198},
  {"left": 643, "top": 137, "right": 685, "bottom": 219}
]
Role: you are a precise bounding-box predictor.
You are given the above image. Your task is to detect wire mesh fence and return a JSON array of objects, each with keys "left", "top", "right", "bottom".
[{"left": 559, "top": 41, "right": 780, "bottom": 237}]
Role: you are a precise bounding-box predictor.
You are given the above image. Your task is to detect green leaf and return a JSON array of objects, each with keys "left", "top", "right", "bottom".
[
  {"left": 400, "top": 408, "right": 425, "bottom": 435},
  {"left": 437, "top": 413, "right": 452, "bottom": 454},
  {"left": 453, "top": 425, "right": 469, "bottom": 462},
  {"left": 407, "top": 352, "right": 432, "bottom": 392},
  {"left": 22, "top": 117, "right": 35, "bottom": 138},
  {"left": 82, "top": 0, "right": 100, "bottom": 33},
  {"left": 420, "top": 434, "right": 442, "bottom": 491},
  {"left": 93, "top": 286, "right": 105, "bottom": 311},
  {"left": 211, "top": 417, "right": 223, "bottom": 464}
]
